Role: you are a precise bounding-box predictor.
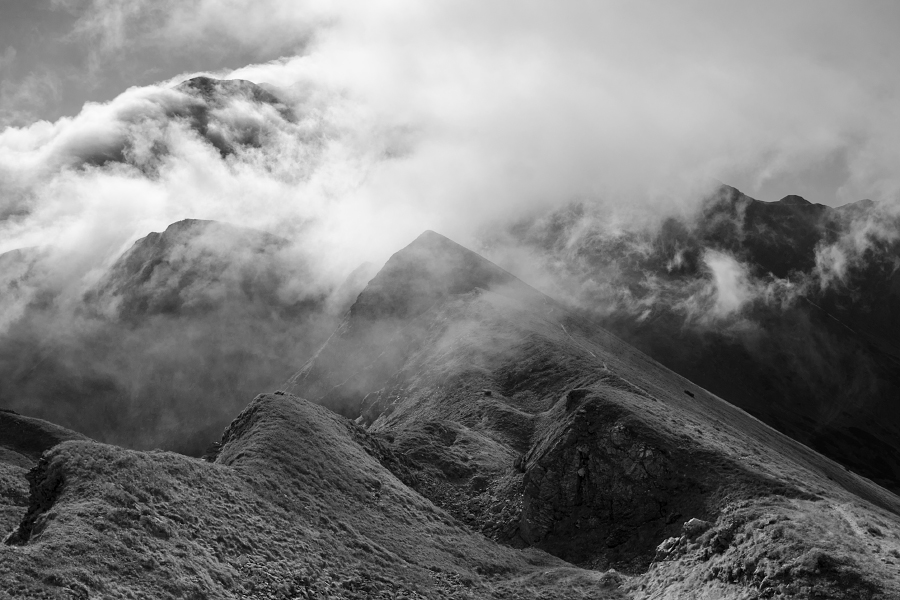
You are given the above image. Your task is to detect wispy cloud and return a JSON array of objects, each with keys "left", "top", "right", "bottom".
[
  {"left": 3, "top": 0, "right": 900, "bottom": 312},
  {"left": 0, "top": 46, "right": 15, "bottom": 71},
  {"left": 0, "top": 70, "right": 61, "bottom": 128}
]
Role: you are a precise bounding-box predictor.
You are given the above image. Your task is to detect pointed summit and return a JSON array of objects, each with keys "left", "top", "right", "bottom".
[
  {"left": 350, "top": 230, "right": 535, "bottom": 321},
  {"left": 776, "top": 194, "right": 812, "bottom": 206},
  {"left": 283, "top": 230, "right": 547, "bottom": 416},
  {"left": 175, "top": 76, "right": 287, "bottom": 110}
]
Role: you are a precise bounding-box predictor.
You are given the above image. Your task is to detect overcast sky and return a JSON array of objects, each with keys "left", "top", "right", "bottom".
[
  {"left": 2, "top": 0, "right": 900, "bottom": 269},
  {"left": 3, "top": 1, "right": 900, "bottom": 208}
]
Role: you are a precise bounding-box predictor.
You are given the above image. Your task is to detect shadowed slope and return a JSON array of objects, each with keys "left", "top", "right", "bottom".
[
  {"left": 507, "top": 184, "right": 900, "bottom": 492},
  {"left": 0, "top": 410, "right": 89, "bottom": 467}
]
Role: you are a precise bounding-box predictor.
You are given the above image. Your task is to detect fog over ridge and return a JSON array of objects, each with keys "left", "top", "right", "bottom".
[
  {"left": 3, "top": 1, "right": 900, "bottom": 281},
  {"left": 1, "top": 1, "right": 899, "bottom": 457}
]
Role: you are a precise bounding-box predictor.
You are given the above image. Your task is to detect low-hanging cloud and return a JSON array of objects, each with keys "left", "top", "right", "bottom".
[
  {"left": 4, "top": 1, "right": 900, "bottom": 275},
  {"left": 2, "top": 0, "right": 900, "bottom": 451}
]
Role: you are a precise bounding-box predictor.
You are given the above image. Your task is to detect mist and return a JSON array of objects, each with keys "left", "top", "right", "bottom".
[
  {"left": 2, "top": 1, "right": 900, "bottom": 452},
  {"left": 5, "top": 2, "right": 900, "bottom": 270}
]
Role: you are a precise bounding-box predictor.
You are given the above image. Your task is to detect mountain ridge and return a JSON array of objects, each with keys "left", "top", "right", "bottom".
[
  {"left": 3, "top": 229, "right": 900, "bottom": 597},
  {"left": 502, "top": 183, "right": 900, "bottom": 492}
]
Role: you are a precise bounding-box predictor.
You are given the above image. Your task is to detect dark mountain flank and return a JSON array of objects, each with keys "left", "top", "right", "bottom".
[
  {"left": 0, "top": 410, "right": 89, "bottom": 466},
  {"left": 283, "top": 230, "right": 900, "bottom": 596},
  {"left": 506, "top": 185, "right": 900, "bottom": 493}
]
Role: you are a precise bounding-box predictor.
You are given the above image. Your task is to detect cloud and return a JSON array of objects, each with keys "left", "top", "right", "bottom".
[
  {"left": 0, "top": 71, "right": 61, "bottom": 128},
  {"left": 0, "top": 46, "right": 15, "bottom": 72},
  {"left": 3, "top": 0, "right": 900, "bottom": 320},
  {"left": 3, "top": 0, "right": 900, "bottom": 453},
  {"left": 53, "top": 0, "right": 327, "bottom": 72},
  {"left": 813, "top": 203, "right": 900, "bottom": 289},
  {"left": 701, "top": 251, "right": 756, "bottom": 319}
]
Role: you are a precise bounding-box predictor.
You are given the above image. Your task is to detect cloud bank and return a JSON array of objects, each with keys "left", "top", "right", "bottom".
[
  {"left": 0, "top": 1, "right": 898, "bottom": 360},
  {"left": 2, "top": 1, "right": 900, "bottom": 279},
  {"left": 1, "top": 1, "right": 899, "bottom": 455}
]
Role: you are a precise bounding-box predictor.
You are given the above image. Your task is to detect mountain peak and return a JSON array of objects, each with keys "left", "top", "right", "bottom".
[
  {"left": 776, "top": 194, "right": 812, "bottom": 206},
  {"left": 175, "top": 76, "right": 285, "bottom": 108},
  {"left": 349, "top": 230, "right": 527, "bottom": 321},
  {"left": 161, "top": 218, "right": 216, "bottom": 233}
]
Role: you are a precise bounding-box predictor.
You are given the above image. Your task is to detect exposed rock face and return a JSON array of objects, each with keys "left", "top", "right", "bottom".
[{"left": 520, "top": 392, "right": 712, "bottom": 570}]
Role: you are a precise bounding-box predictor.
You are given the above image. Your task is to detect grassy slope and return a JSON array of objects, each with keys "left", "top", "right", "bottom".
[
  {"left": 0, "top": 394, "right": 627, "bottom": 600},
  {"left": 0, "top": 411, "right": 89, "bottom": 536}
]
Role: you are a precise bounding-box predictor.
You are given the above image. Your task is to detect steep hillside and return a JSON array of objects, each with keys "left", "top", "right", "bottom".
[
  {"left": 285, "top": 231, "right": 546, "bottom": 417},
  {"left": 0, "top": 410, "right": 88, "bottom": 536},
  {"left": 286, "top": 230, "right": 900, "bottom": 597},
  {"left": 3, "top": 229, "right": 899, "bottom": 598},
  {"left": 501, "top": 185, "right": 900, "bottom": 492},
  {"left": 0, "top": 394, "right": 624, "bottom": 599}
]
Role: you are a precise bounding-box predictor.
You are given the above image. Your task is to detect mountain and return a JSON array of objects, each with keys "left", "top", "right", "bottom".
[
  {"left": 1, "top": 394, "right": 623, "bottom": 599},
  {"left": 284, "top": 230, "right": 900, "bottom": 595},
  {"left": 0, "top": 75, "right": 322, "bottom": 454},
  {"left": 4, "top": 230, "right": 900, "bottom": 598},
  {"left": 0, "top": 219, "right": 339, "bottom": 456},
  {"left": 171, "top": 76, "right": 296, "bottom": 157},
  {"left": 284, "top": 230, "right": 547, "bottom": 418},
  {"left": 76, "top": 76, "right": 296, "bottom": 170},
  {"left": 503, "top": 185, "right": 900, "bottom": 493},
  {"left": 88, "top": 218, "right": 315, "bottom": 319}
]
